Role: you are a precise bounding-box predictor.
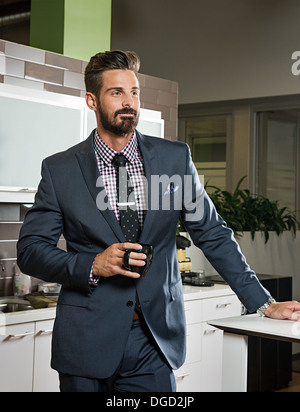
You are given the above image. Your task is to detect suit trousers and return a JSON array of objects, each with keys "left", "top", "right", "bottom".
[{"left": 59, "top": 319, "right": 176, "bottom": 392}]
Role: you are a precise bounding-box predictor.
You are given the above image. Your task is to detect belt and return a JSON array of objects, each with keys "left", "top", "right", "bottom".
[{"left": 133, "top": 310, "right": 140, "bottom": 321}]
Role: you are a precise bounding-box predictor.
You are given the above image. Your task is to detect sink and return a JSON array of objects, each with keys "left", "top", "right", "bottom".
[{"left": 0, "top": 297, "right": 34, "bottom": 313}]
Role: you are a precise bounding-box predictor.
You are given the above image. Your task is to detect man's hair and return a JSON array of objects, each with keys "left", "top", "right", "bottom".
[{"left": 84, "top": 50, "right": 140, "bottom": 96}]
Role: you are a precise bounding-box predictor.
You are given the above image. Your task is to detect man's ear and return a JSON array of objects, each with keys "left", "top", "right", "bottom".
[{"left": 85, "top": 92, "right": 98, "bottom": 112}]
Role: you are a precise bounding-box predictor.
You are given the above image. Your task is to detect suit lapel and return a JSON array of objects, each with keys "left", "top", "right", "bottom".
[
  {"left": 136, "top": 131, "right": 160, "bottom": 244},
  {"left": 75, "top": 131, "right": 125, "bottom": 242}
]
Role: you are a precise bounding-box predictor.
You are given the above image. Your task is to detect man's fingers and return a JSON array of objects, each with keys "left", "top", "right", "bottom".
[
  {"left": 121, "top": 242, "right": 143, "bottom": 251},
  {"left": 120, "top": 268, "right": 141, "bottom": 279},
  {"left": 291, "top": 311, "right": 300, "bottom": 321}
]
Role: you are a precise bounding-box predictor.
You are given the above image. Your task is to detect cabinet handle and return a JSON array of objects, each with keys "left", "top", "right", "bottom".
[
  {"left": 38, "top": 329, "right": 53, "bottom": 334},
  {"left": 8, "top": 331, "right": 34, "bottom": 338},
  {"left": 204, "top": 329, "right": 216, "bottom": 335},
  {"left": 176, "top": 372, "right": 190, "bottom": 379},
  {"left": 216, "top": 303, "right": 232, "bottom": 309}
]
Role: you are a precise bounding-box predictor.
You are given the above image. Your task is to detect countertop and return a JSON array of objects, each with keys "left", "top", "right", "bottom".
[
  {"left": 0, "top": 283, "right": 235, "bottom": 327},
  {"left": 0, "top": 306, "right": 56, "bottom": 327},
  {"left": 209, "top": 314, "right": 300, "bottom": 343},
  {"left": 182, "top": 283, "right": 235, "bottom": 301}
]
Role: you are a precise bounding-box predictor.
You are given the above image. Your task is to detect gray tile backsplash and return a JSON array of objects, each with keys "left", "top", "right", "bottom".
[
  {"left": 4, "top": 40, "right": 45, "bottom": 64},
  {"left": 0, "top": 223, "right": 22, "bottom": 240},
  {"left": 0, "top": 204, "right": 20, "bottom": 221},
  {"left": 25, "top": 61, "right": 64, "bottom": 85},
  {"left": 0, "top": 205, "right": 21, "bottom": 296},
  {"left": 0, "top": 241, "right": 18, "bottom": 259},
  {"left": 45, "top": 52, "right": 82, "bottom": 72},
  {"left": 0, "top": 204, "right": 66, "bottom": 297},
  {"left": 5, "top": 56, "right": 25, "bottom": 78}
]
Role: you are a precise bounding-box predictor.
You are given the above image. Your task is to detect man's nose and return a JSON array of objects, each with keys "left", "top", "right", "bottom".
[{"left": 122, "top": 94, "right": 134, "bottom": 108}]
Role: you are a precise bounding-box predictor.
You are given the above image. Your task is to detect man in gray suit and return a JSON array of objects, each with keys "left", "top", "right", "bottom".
[{"left": 17, "top": 50, "right": 300, "bottom": 392}]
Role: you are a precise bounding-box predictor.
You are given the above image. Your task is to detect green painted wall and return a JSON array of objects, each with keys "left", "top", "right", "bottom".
[
  {"left": 64, "top": 0, "right": 111, "bottom": 60},
  {"left": 30, "top": 0, "right": 111, "bottom": 60},
  {"left": 30, "top": 0, "right": 65, "bottom": 54}
]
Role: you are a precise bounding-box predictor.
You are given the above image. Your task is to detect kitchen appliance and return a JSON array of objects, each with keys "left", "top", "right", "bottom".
[
  {"left": 176, "top": 235, "right": 214, "bottom": 287},
  {"left": 176, "top": 235, "right": 192, "bottom": 273}
]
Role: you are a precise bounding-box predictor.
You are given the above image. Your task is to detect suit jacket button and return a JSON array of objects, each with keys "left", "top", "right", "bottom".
[{"left": 126, "top": 301, "right": 134, "bottom": 307}]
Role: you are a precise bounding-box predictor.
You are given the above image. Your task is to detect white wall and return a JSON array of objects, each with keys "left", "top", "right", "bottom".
[
  {"left": 188, "top": 231, "right": 300, "bottom": 301},
  {"left": 237, "top": 232, "right": 300, "bottom": 302},
  {"left": 112, "top": 0, "right": 300, "bottom": 104}
]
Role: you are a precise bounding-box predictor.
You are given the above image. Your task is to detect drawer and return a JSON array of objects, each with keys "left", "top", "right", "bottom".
[
  {"left": 184, "top": 299, "right": 202, "bottom": 324},
  {"left": 202, "top": 294, "right": 241, "bottom": 321}
]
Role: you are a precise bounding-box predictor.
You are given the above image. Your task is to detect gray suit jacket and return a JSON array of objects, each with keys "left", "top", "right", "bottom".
[{"left": 17, "top": 130, "right": 270, "bottom": 379}]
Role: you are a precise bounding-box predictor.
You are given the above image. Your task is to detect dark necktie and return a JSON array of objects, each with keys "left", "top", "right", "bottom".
[
  {"left": 112, "top": 153, "right": 142, "bottom": 317},
  {"left": 112, "top": 153, "right": 140, "bottom": 242}
]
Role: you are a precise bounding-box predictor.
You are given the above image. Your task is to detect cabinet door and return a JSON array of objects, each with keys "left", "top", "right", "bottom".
[
  {"left": 200, "top": 323, "right": 223, "bottom": 392},
  {"left": 33, "top": 319, "right": 59, "bottom": 392},
  {"left": 0, "top": 322, "right": 34, "bottom": 392}
]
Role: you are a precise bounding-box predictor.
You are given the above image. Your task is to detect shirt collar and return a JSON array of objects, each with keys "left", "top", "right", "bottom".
[{"left": 94, "top": 129, "right": 138, "bottom": 165}]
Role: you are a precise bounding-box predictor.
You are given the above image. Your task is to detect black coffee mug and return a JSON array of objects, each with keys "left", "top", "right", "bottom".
[{"left": 123, "top": 244, "right": 153, "bottom": 278}]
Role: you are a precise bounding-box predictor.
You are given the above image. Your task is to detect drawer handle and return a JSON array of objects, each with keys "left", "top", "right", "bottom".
[
  {"left": 8, "top": 331, "right": 34, "bottom": 338},
  {"left": 204, "top": 329, "right": 216, "bottom": 335},
  {"left": 216, "top": 303, "right": 232, "bottom": 309},
  {"left": 38, "top": 329, "right": 53, "bottom": 334},
  {"left": 176, "top": 372, "right": 190, "bottom": 379}
]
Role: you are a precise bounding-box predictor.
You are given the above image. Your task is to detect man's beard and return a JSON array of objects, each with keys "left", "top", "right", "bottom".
[{"left": 98, "top": 104, "right": 140, "bottom": 137}]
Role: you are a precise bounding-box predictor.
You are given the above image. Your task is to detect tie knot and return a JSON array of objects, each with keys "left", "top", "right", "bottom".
[{"left": 112, "top": 153, "right": 127, "bottom": 168}]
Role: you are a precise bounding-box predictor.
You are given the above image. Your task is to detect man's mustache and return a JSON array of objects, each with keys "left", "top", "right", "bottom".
[{"left": 114, "top": 108, "right": 137, "bottom": 118}]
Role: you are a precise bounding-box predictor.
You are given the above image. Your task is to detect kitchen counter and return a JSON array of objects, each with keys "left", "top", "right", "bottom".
[
  {"left": 0, "top": 306, "right": 56, "bottom": 327},
  {"left": 0, "top": 283, "right": 236, "bottom": 327},
  {"left": 182, "top": 283, "right": 235, "bottom": 301}
]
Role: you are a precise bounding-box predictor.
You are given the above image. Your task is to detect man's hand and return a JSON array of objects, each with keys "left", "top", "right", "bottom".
[
  {"left": 92, "top": 243, "right": 146, "bottom": 279},
  {"left": 265, "top": 301, "right": 300, "bottom": 321}
]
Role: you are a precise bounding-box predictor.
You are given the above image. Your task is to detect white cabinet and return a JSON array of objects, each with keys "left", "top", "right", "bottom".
[
  {"left": 33, "top": 319, "right": 59, "bottom": 392},
  {"left": 0, "top": 322, "right": 35, "bottom": 392},
  {"left": 175, "top": 286, "right": 241, "bottom": 392},
  {"left": 0, "top": 316, "right": 59, "bottom": 392}
]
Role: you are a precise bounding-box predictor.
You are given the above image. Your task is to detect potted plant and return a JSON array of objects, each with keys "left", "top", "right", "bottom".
[
  {"left": 177, "top": 177, "right": 300, "bottom": 301},
  {"left": 205, "top": 176, "right": 299, "bottom": 243}
]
